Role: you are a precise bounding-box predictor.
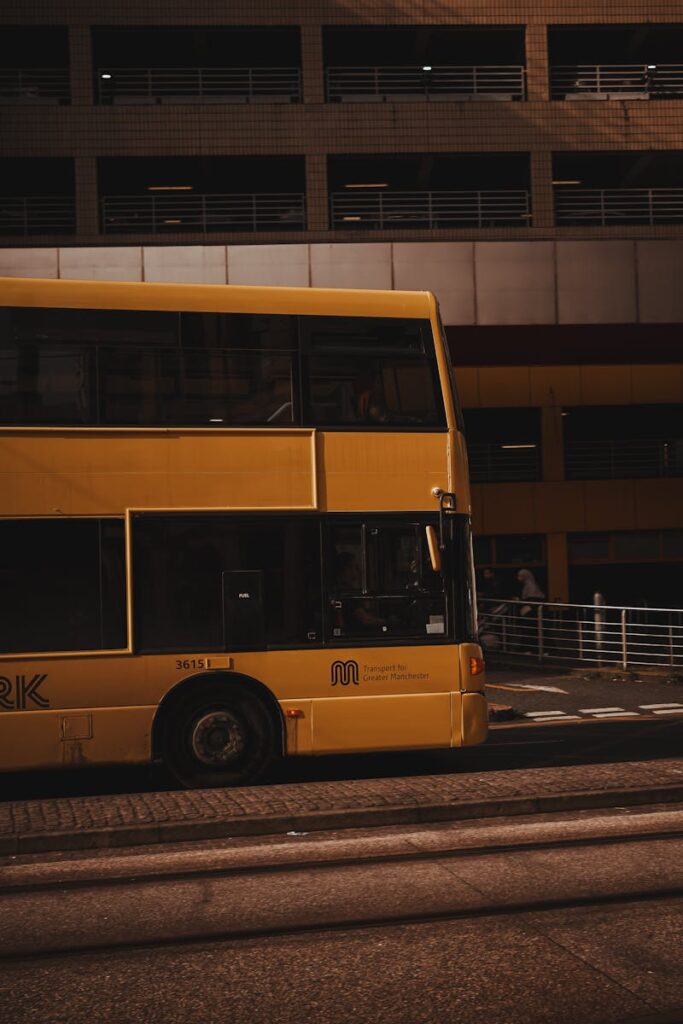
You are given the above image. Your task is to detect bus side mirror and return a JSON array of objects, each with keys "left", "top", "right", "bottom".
[{"left": 425, "top": 525, "right": 441, "bottom": 574}]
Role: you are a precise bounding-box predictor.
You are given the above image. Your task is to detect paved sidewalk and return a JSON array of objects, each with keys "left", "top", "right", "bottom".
[{"left": 1, "top": 758, "right": 682, "bottom": 855}]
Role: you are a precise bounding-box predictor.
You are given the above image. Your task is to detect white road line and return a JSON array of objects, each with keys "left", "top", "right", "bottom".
[
  {"left": 651, "top": 708, "right": 683, "bottom": 715},
  {"left": 509, "top": 684, "right": 569, "bottom": 694},
  {"left": 578, "top": 707, "right": 624, "bottom": 714},
  {"left": 524, "top": 710, "right": 566, "bottom": 717},
  {"left": 639, "top": 703, "right": 683, "bottom": 710},
  {"left": 591, "top": 711, "right": 640, "bottom": 718},
  {"left": 526, "top": 714, "right": 582, "bottom": 722}
]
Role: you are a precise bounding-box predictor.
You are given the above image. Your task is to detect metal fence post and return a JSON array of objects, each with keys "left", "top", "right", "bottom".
[
  {"left": 537, "top": 605, "right": 544, "bottom": 662},
  {"left": 621, "top": 608, "right": 628, "bottom": 669},
  {"left": 594, "top": 591, "right": 605, "bottom": 666}
]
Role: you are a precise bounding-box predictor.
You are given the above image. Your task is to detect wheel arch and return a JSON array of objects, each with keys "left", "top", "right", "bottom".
[{"left": 151, "top": 670, "right": 285, "bottom": 759}]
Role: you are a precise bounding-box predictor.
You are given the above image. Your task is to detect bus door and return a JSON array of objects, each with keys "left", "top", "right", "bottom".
[{"left": 310, "top": 518, "right": 454, "bottom": 754}]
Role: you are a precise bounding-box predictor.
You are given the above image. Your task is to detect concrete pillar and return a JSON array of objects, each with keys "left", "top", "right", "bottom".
[
  {"left": 69, "top": 25, "right": 94, "bottom": 106},
  {"left": 525, "top": 24, "right": 549, "bottom": 101},
  {"left": 541, "top": 406, "right": 565, "bottom": 482},
  {"left": 546, "top": 532, "right": 569, "bottom": 604},
  {"left": 531, "top": 151, "right": 555, "bottom": 230},
  {"left": 300, "top": 25, "right": 325, "bottom": 104},
  {"left": 305, "top": 153, "right": 328, "bottom": 232},
  {"left": 75, "top": 157, "right": 99, "bottom": 236}
]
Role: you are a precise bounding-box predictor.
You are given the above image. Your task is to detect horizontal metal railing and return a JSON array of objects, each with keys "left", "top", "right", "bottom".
[
  {"left": 551, "top": 63, "right": 683, "bottom": 99},
  {"left": 555, "top": 187, "right": 683, "bottom": 226},
  {"left": 0, "top": 197, "right": 75, "bottom": 236},
  {"left": 101, "top": 193, "right": 306, "bottom": 233},
  {"left": 326, "top": 65, "right": 525, "bottom": 101},
  {"left": 97, "top": 67, "right": 302, "bottom": 103},
  {"left": 0, "top": 68, "right": 70, "bottom": 103},
  {"left": 566, "top": 439, "right": 683, "bottom": 480},
  {"left": 468, "top": 443, "right": 541, "bottom": 482},
  {"left": 331, "top": 189, "right": 531, "bottom": 229},
  {"left": 478, "top": 597, "right": 683, "bottom": 668}
]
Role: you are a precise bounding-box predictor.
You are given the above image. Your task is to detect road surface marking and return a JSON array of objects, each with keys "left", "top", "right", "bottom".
[
  {"left": 651, "top": 708, "right": 683, "bottom": 715},
  {"left": 525, "top": 710, "right": 566, "bottom": 717},
  {"left": 524, "top": 713, "right": 582, "bottom": 721},
  {"left": 578, "top": 707, "right": 624, "bottom": 714},
  {"left": 590, "top": 711, "right": 640, "bottom": 718},
  {"left": 513, "top": 684, "right": 569, "bottom": 694},
  {"left": 639, "top": 703, "right": 683, "bottom": 710},
  {"left": 486, "top": 683, "right": 568, "bottom": 693}
]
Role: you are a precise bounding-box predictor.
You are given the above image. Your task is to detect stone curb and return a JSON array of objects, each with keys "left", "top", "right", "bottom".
[
  {"left": 2, "top": 782, "right": 683, "bottom": 857},
  {"left": 487, "top": 702, "right": 516, "bottom": 722}
]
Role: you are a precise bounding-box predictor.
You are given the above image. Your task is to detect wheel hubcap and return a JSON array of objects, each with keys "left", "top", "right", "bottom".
[{"left": 190, "top": 711, "right": 246, "bottom": 767}]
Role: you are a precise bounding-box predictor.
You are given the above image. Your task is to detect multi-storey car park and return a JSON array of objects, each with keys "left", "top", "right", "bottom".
[{"left": 1, "top": 0, "right": 683, "bottom": 609}]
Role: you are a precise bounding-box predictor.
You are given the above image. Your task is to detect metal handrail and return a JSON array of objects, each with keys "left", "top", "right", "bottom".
[
  {"left": 551, "top": 63, "right": 683, "bottom": 99},
  {"left": 468, "top": 442, "right": 541, "bottom": 482},
  {"left": 565, "top": 438, "right": 683, "bottom": 479},
  {"left": 0, "top": 196, "right": 75, "bottom": 236},
  {"left": 101, "top": 192, "right": 306, "bottom": 233},
  {"left": 0, "top": 68, "right": 70, "bottom": 103},
  {"left": 555, "top": 187, "right": 683, "bottom": 226},
  {"left": 331, "top": 189, "right": 531, "bottom": 229},
  {"left": 478, "top": 596, "right": 683, "bottom": 668},
  {"left": 326, "top": 65, "right": 526, "bottom": 101},
  {"left": 97, "top": 67, "right": 302, "bottom": 103}
]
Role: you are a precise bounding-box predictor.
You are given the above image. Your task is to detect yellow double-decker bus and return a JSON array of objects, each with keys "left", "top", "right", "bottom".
[{"left": 0, "top": 276, "right": 486, "bottom": 787}]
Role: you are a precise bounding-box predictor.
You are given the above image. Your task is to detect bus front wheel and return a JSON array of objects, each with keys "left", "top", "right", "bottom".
[{"left": 161, "top": 682, "right": 276, "bottom": 788}]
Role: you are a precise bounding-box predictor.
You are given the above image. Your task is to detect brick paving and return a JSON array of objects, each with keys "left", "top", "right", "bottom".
[{"left": 1, "top": 758, "right": 683, "bottom": 855}]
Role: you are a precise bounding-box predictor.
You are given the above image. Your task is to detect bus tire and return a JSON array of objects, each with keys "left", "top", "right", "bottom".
[{"left": 160, "top": 681, "right": 276, "bottom": 788}]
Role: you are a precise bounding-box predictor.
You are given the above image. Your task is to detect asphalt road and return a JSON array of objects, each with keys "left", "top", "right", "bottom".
[
  {"left": 486, "top": 665, "right": 683, "bottom": 725},
  {"left": 1, "top": 804, "right": 682, "bottom": 1024}
]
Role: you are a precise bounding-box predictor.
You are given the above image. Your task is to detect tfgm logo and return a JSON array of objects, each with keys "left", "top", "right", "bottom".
[
  {"left": 0, "top": 674, "right": 50, "bottom": 710},
  {"left": 330, "top": 660, "right": 359, "bottom": 687}
]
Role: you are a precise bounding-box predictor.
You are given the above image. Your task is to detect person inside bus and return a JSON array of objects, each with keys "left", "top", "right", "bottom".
[{"left": 332, "top": 550, "right": 387, "bottom": 634}]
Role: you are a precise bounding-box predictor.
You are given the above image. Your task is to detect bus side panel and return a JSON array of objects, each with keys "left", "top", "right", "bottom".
[
  {"left": 310, "top": 692, "right": 452, "bottom": 754},
  {"left": 0, "top": 706, "right": 154, "bottom": 771},
  {"left": 461, "top": 693, "right": 489, "bottom": 746},
  {"left": 0, "top": 431, "right": 317, "bottom": 517},
  {"left": 321, "top": 432, "right": 452, "bottom": 511}
]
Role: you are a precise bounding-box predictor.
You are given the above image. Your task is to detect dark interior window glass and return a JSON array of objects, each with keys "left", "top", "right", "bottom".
[
  {"left": 662, "top": 530, "right": 683, "bottom": 558},
  {"left": 0, "top": 307, "right": 298, "bottom": 426},
  {"left": 494, "top": 534, "right": 545, "bottom": 565},
  {"left": 180, "top": 312, "right": 297, "bottom": 351},
  {"left": 0, "top": 519, "right": 126, "bottom": 654},
  {"left": 99, "top": 348, "right": 293, "bottom": 425},
  {"left": 568, "top": 533, "right": 612, "bottom": 562},
  {"left": 307, "top": 356, "right": 442, "bottom": 426},
  {"left": 303, "top": 315, "right": 444, "bottom": 428},
  {"left": 4, "top": 307, "right": 178, "bottom": 347},
  {"left": 327, "top": 520, "right": 446, "bottom": 641},
  {"left": 133, "top": 515, "right": 322, "bottom": 653},
  {"left": 305, "top": 316, "right": 428, "bottom": 353},
  {"left": 473, "top": 536, "right": 494, "bottom": 565},
  {"left": 612, "top": 531, "right": 660, "bottom": 561},
  {"left": 1, "top": 306, "right": 445, "bottom": 429},
  {"left": 0, "top": 344, "right": 94, "bottom": 424},
  {"left": 563, "top": 404, "right": 683, "bottom": 442}
]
